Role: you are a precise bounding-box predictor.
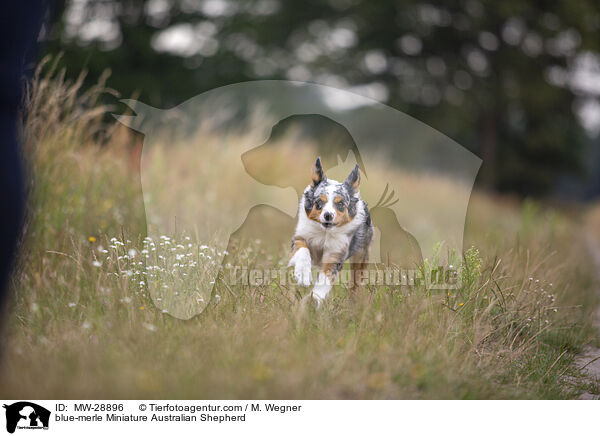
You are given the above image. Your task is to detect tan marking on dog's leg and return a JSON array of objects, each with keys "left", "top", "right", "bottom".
[
  {"left": 290, "top": 235, "right": 308, "bottom": 257},
  {"left": 322, "top": 252, "right": 345, "bottom": 283},
  {"left": 289, "top": 235, "right": 312, "bottom": 287},
  {"left": 311, "top": 252, "right": 345, "bottom": 304}
]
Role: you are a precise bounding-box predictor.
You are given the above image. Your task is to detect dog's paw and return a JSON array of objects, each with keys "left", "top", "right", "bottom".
[
  {"left": 289, "top": 247, "right": 312, "bottom": 286},
  {"left": 311, "top": 292, "right": 324, "bottom": 308}
]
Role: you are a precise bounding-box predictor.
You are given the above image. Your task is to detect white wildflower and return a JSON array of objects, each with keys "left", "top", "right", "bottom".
[{"left": 142, "top": 323, "right": 157, "bottom": 332}]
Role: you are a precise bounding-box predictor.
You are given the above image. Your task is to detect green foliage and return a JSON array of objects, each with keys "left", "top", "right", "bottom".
[
  {"left": 42, "top": 0, "right": 600, "bottom": 196},
  {"left": 461, "top": 246, "right": 482, "bottom": 289}
]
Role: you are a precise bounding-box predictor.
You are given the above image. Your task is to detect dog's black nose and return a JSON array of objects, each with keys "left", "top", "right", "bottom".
[{"left": 323, "top": 212, "right": 333, "bottom": 222}]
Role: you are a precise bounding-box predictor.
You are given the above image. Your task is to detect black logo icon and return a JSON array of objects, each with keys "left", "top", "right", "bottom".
[{"left": 3, "top": 402, "right": 50, "bottom": 434}]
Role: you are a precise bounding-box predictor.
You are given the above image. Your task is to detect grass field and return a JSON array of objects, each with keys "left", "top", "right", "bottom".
[{"left": 0, "top": 60, "right": 599, "bottom": 399}]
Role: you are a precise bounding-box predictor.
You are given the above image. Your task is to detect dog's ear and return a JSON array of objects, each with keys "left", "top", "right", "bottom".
[
  {"left": 311, "top": 157, "right": 326, "bottom": 187},
  {"left": 345, "top": 164, "right": 360, "bottom": 192}
]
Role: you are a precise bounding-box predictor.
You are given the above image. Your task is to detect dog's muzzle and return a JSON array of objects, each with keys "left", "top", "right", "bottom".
[{"left": 321, "top": 212, "right": 335, "bottom": 228}]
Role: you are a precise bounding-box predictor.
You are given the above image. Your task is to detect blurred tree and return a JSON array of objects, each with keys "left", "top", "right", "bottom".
[{"left": 43, "top": 0, "right": 600, "bottom": 196}]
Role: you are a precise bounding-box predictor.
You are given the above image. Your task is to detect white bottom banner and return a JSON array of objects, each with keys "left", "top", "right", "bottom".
[{"left": 0, "top": 400, "right": 596, "bottom": 435}]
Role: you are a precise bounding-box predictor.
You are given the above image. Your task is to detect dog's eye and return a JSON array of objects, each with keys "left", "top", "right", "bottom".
[
  {"left": 335, "top": 202, "right": 345, "bottom": 211},
  {"left": 314, "top": 200, "right": 322, "bottom": 210}
]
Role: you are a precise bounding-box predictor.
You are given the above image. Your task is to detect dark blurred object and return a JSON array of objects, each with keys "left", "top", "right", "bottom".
[{"left": 0, "top": 1, "right": 47, "bottom": 316}]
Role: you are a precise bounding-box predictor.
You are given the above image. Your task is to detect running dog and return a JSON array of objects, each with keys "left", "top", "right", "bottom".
[{"left": 289, "top": 157, "right": 374, "bottom": 303}]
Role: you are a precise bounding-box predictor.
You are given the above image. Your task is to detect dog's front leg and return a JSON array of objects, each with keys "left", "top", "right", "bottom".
[
  {"left": 312, "top": 253, "right": 344, "bottom": 306},
  {"left": 288, "top": 236, "right": 312, "bottom": 287}
]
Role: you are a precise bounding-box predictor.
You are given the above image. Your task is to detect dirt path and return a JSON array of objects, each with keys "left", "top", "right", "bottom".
[{"left": 576, "top": 238, "right": 600, "bottom": 399}]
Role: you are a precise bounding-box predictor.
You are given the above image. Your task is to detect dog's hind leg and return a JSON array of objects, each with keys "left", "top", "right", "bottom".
[{"left": 350, "top": 248, "right": 370, "bottom": 293}]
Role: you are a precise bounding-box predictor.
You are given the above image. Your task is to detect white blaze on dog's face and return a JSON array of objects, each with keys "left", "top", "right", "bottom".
[{"left": 303, "top": 157, "right": 361, "bottom": 230}]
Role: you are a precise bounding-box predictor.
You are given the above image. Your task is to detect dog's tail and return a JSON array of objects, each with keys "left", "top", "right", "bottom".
[{"left": 372, "top": 183, "right": 399, "bottom": 209}]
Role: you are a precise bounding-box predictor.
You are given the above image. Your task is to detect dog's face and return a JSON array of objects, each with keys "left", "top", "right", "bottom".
[{"left": 303, "top": 157, "right": 361, "bottom": 229}]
